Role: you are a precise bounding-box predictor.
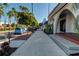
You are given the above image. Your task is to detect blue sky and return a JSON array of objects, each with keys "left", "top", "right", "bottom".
[{"left": 1, "top": 3, "right": 57, "bottom": 24}]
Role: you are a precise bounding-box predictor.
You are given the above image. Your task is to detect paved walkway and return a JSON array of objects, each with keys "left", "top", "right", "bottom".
[{"left": 11, "top": 31, "right": 67, "bottom": 56}]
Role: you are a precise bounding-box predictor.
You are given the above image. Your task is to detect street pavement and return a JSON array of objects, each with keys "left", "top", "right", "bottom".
[{"left": 11, "top": 31, "right": 67, "bottom": 56}]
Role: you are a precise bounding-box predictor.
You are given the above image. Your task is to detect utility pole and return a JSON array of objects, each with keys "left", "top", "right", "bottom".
[
  {"left": 48, "top": 3, "right": 50, "bottom": 21},
  {"left": 32, "top": 3, "right": 33, "bottom": 15},
  {"left": 31, "top": 3, "right": 34, "bottom": 32}
]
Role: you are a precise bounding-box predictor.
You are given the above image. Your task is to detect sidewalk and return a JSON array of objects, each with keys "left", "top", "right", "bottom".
[
  {"left": 49, "top": 34, "right": 79, "bottom": 56},
  {"left": 11, "top": 31, "right": 67, "bottom": 56}
]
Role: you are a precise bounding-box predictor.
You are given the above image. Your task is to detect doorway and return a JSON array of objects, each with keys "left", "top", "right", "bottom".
[{"left": 60, "top": 19, "right": 66, "bottom": 32}]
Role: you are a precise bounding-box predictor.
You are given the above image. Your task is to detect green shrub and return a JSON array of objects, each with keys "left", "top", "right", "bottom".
[{"left": 44, "top": 24, "right": 53, "bottom": 34}]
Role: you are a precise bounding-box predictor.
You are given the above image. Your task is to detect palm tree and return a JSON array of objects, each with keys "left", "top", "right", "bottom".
[
  {"left": 8, "top": 7, "right": 19, "bottom": 29},
  {"left": 2, "top": 3, "right": 8, "bottom": 31},
  {"left": 11, "top": 8, "right": 21, "bottom": 28},
  {"left": 1, "top": 3, "right": 11, "bottom": 44},
  {"left": 7, "top": 10, "right": 14, "bottom": 31},
  {"left": 0, "top": 4, "right": 3, "bottom": 24},
  {"left": 11, "top": 8, "right": 17, "bottom": 28},
  {"left": 7, "top": 8, "right": 16, "bottom": 44}
]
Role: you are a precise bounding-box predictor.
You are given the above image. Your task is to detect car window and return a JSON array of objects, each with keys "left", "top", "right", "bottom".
[{"left": 15, "top": 28, "right": 20, "bottom": 30}]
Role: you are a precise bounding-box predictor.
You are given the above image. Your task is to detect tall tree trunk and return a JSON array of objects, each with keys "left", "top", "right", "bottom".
[
  {"left": 4, "top": 7, "right": 6, "bottom": 38},
  {"left": 16, "top": 17, "right": 19, "bottom": 28},
  {"left": 15, "top": 16, "right": 17, "bottom": 28},
  {"left": 9, "top": 18, "right": 11, "bottom": 32},
  {"left": 8, "top": 18, "right": 11, "bottom": 44},
  {"left": 0, "top": 18, "right": 1, "bottom": 31}
]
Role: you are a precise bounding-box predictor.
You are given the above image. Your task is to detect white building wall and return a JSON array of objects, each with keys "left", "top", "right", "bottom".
[
  {"left": 53, "top": 14, "right": 59, "bottom": 33},
  {"left": 49, "top": 3, "right": 77, "bottom": 33},
  {"left": 66, "top": 14, "right": 75, "bottom": 33}
]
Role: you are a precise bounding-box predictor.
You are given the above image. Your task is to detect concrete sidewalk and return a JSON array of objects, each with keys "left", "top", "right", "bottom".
[{"left": 11, "top": 31, "right": 67, "bottom": 56}]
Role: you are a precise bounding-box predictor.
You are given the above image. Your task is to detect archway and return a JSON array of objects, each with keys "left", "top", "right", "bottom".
[{"left": 56, "top": 9, "right": 75, "bottom": 33}]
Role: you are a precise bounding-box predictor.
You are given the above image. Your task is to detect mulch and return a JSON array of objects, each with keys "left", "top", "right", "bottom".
[
  {"left": 14, "top": 35, "right": 30, "bottom": 40},
  {"left": 57, "top": 33, "right": 79, "bottom": 45},
  {"left": 13, "top": 32, "right": 32, "bottom": 40}
]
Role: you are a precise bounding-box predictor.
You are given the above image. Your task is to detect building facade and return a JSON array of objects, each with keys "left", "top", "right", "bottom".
[{"left": 48, "top": 3, "right": 79, "bottom": 33}]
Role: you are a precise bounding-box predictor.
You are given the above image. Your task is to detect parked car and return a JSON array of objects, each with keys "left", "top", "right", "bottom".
[{"left": 14, "top": 28, "right": 26, "bottom": 34}]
